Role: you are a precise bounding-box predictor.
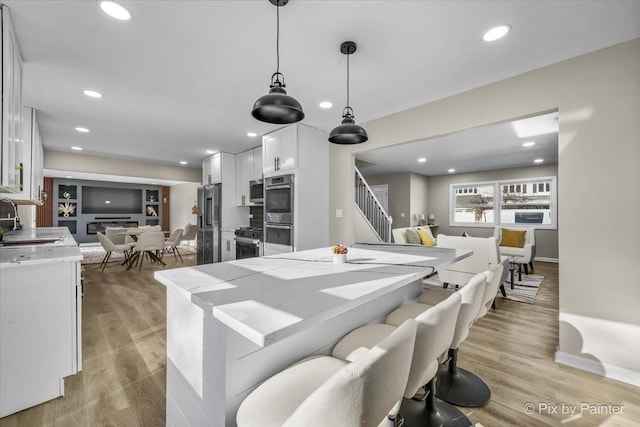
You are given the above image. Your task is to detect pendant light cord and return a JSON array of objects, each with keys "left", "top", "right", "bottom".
[
  {"left": 276, "top": 4, "right": 280, "bottom": 75},
  {"left": 346, "top": 53, "right": 350, "bottom": 109}
]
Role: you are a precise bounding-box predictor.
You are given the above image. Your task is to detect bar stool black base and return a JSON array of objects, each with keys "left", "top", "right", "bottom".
[
  {"left": 435, "top": 363, "right": 491, "bottom": 407},
  {"left": 399, "top": 397, "right": 472, "bottom": 427}
]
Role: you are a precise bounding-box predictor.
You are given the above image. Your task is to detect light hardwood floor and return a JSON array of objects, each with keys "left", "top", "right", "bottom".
[{"left": 1, "top": 259, "right": 639, "bottom": 426}]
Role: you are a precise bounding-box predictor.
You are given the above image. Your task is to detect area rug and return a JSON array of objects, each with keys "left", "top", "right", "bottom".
[
  {"left": 497, "top": 273, "right": 544, "bottom": 304},
  {"left": 422, "top": 273, "right": 544, "bottom": 304},
  {"left": 80, "top": 244, "right": 196, "bottom": 265}
]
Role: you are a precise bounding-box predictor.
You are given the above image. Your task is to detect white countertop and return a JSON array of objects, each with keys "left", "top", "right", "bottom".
[
  {"left": 155, "top": 245, "right": 470, "bottom": 347},
  {"left": 0, "top": 227, "right": 82, "bottom": 267}
]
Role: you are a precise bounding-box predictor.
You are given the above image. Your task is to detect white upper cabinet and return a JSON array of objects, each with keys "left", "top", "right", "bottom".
[
  {"left": 11, "top": 107, "right": 44, "bottom": 204},
  {"left": 201, "top": 152, "right": 249, "bottom": 229},
  {"left": 252, "top": 146, "right": 263, "bottom": 180},
  {"left": 236, "top": 146, "right": 263, "bottom": 206},
  {"left": 1, "top": 6, "right": 24, "bottom": 194},
  {"left": 235, "top": 149, "right": 251, "bottom": 206},
  {"left": 263, "top": 126, "right": 297, "bottom": 176},
  {"left": 202, "top": 153, "right": 222, "bottom": 185}
]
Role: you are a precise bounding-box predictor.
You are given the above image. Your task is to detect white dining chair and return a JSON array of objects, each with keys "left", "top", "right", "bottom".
[
  {"left": 164, "top": 228, "right": 183, "bottom": 262},
  {"left": 96, "top": 232, "right": 132, "bottom": 272},
  {"left": 130, "top": 231, "right": 166, "bottom": 271}
]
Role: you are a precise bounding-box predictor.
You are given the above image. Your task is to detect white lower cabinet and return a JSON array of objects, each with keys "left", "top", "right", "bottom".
[
  {"left": 221, "top": 230, "right": 236, "bottom": 261},
  {"left": 0, "top": 259, "right": 82, "bottom": 417}
]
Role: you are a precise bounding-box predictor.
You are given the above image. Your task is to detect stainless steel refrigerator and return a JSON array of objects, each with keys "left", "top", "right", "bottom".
[{"left": 197, "top": 184, "right": 221, "bottom": 265}]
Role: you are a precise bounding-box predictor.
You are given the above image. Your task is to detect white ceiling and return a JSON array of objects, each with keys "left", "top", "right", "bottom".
[
  {"left": 356, "top": 112, "right": 559, "bottom": 176},
  {"left": 5, "top": 1, "right": 640, "bottom": 172}
]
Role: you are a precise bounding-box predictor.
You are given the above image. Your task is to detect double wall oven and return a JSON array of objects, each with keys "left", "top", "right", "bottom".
[{"left": 264, "top": 174, "right": 294, "bottom": 256}]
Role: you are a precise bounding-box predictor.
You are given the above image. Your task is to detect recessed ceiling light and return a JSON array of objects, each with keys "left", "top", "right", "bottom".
[
  {"left": 179, "top": 161, "right": 187, "bottom": 165},
  {"left": 247, "top": 132, "right": 258, "bottom": 137},
  {"left": 83, "top": 89, "right": 103, "bottom": 98},
  {"left": 483, "top": 24, "right": 511, "bottom": 42},
  {"left": 319, "top": 101, "right": 333, "bottom": 109},
  {"left": 99, "top": 1, "right": 132, "bottom": 21},
  {"left": 65, "top": 176, "right": 73, "bottom": 179},
  {"left": 448, "top": 168, "right": 456, "bottom": 173},
  {"left": 418, "top": 157, "right": 427, "bottom": 163},
  {"left": 206, "top": 150, "right": 216, "bottom": 155},
  {"left": 534, "top": 158, "right": 544, "bottom": 163},
  {"left": 522, "top": 141, "right": 536, "bottom": 147},
  {"left": 152, "top": 182, "right": 158, "bottom": 185},
  {"left": 71, "top": 146, "right": 83, "bottom": 151},
  {"left": 75, "top": 127, "right": 90, "bottom": 133}
]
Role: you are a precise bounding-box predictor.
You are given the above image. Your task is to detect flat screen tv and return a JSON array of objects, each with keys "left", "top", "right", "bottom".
[{"left": 82, "top": 186, "right": 143, "bottom": 214}]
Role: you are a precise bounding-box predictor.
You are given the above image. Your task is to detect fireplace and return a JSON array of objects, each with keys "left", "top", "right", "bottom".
[{"left": 87, "top": 220, "right": 138, "bottom": 235}]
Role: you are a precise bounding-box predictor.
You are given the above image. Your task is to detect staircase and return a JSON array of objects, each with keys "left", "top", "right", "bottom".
[{"left": 354, "top": 166, "right": 392, "bottom": 242}]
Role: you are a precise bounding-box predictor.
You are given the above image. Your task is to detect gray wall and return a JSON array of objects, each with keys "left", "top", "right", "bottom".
[
  {"left": 366, "top": 173, "right": 411, "bottom": 228},
  {"left": 428, "top": 164, "right": 559, "bottom": 260},
  {"left": 410, "top": 173, "right": 430, "bottom": 226}
]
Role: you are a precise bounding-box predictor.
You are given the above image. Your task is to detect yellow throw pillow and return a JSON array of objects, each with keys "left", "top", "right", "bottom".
[
  {"left": 500, "top": 229, "right": 526, "bottom": 248},
  {"left": 416, "top": 228, "right": 436, "bottom": 246}
]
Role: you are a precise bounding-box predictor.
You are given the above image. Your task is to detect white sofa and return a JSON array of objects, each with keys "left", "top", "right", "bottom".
[
  {"left": 391, "top": 226, "right": 436, "bottom": 245},
  {"left": 435, "top": 234, "right": 509, "bottom": 290}
]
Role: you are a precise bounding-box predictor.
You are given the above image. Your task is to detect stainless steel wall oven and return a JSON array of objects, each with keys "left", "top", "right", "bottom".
[{"left": 264, "top": 174, "right": 294, "bottom": 255}]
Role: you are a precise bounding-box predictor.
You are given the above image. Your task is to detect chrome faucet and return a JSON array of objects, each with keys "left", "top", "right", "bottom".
[{"left": 0, "top": 197, "right": 22, "bottom": 231}]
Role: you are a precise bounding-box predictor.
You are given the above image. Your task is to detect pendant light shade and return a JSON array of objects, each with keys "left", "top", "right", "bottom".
[
  {"left": 329, "top": 41, "right": 367, "bottom": 145},
  {"left": 328, "top": 107, "right": 368, "bottom": 144},
  {"left": 252, "top": 0, "right": 304, "bottom": 124},
  {"left": 252, "top": 73, "right": 304, "bottom": 124}
]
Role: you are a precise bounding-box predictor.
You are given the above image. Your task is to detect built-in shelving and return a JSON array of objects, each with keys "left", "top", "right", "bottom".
[
  {"left": 52, "top": 179, "right": 163, "bottom": 243},
  {"left": 56, "top": 184, "right": 77, "bottom": 232}
]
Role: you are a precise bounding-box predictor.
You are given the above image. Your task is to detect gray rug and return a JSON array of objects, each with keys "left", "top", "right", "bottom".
[
  {"left": 423, "top": 273, "right": 544, "bottom": 304},
  {"left": 80, "top": 244, "right": 196, "bottom": 265}
]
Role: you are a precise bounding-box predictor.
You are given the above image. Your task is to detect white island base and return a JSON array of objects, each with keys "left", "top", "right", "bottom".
[{"left": 156, "top": 246, "right": 470, "bottom": 427}]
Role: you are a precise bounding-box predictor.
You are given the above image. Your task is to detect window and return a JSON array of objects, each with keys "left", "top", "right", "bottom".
[
  {"left": 450, "top": 176, "right": 556, "bottom": 229},
  {"left": 452, "top": 184, "right": 495, "bottom": 224}
]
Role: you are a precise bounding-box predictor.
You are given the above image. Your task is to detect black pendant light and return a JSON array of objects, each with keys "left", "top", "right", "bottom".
[
  {"left": 329, "top": 41, "right": 368, "bottom": 145},
  {"left": 251, "top": 0, "right": 304, "bottom": 124}
]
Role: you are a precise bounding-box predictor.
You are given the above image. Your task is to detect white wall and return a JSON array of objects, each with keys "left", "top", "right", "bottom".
[
  {"left": 170, "top": 183, "right": 199, "bottom": 232},
  {"left": 329, "top": 39, "right": 640, "bottom": 385},
  {"left": 44, "top": 150, "right": 201, "bottom": 183},
  {"left": 364, "top": 173, "right": 411, "bottom": 228}
]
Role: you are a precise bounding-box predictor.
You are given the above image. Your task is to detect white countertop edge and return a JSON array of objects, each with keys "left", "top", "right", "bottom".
[
  {"left": 154, "top": 274, "right": 194, "bottom": 300},
  {"left": 0, "top": 248, "right": 82, "bottom": 267},
  {"left": 156, "top": 247, "right": 472, "bottom": 347},
  {"left": 211, "top": 267, "right": 428, "bottom": 348}
]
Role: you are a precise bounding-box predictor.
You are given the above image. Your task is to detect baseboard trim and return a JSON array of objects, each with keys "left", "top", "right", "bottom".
[
  {"left": 555, "top": 351, "right": 640, "bottom": 387},
  {"left": 534, "top": 256, "right": 558, "bottom": 263}
]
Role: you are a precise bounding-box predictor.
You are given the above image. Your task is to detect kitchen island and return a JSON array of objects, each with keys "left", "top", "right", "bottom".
[
  {"left": 155, "top": 245, "right": 470, "bottom": 427},
  {"left": 0, "top": 227, "right": 83, "bottom": 417}
]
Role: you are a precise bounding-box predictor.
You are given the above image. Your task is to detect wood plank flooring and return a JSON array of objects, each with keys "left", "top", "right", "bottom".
[{"left": 1, "top": 259, "right": 639, "bottom": 426}]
